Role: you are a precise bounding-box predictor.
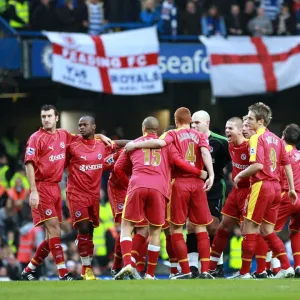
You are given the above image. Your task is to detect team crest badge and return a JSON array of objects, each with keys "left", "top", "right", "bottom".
[
  {"left": 75, "top": 211, "right": 81, "bottom": 218},
  {"left": 98, "top": 153, "right": 102, "bottom": 160},
  {"left": 45, "top": 209, "right": 52, "bottom": 216},
  {"left": 241, "top": 154, "right": 247, "bottom": 160},
  {"left": 60, "top": 142, "right": 65, "bottom": 148},
  {"left": 118, "top": 203, "right": 124, "bottom": 210}
]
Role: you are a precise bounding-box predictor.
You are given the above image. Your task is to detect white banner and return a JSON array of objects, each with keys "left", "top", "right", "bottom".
[
  {"left": 200, "top": 36, "right": 300, "bottom": 97},
  {"left": 44, "top": 27, "right": 163, "bottom": 95}
]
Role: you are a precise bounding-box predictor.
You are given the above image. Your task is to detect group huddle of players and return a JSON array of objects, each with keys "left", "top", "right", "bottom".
[{"left": 20, "top": 102, "right": 300, "bottom": 281}]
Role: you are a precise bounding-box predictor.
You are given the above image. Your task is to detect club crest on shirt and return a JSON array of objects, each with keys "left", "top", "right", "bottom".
[
  {"left": 75, "top": 211, "right": 81, "bottom": 218},
  {"left": 26, "top": 147, "right": 35, "bottom": 155},
  {"left": 118, "top": 203, "right": 124, "bottom": 210},
  {"left": 60, "top": 142, "right": 65, "bottom": 148},
  {"left": 98, "top": 153, "right": 102, "bottom": 160},
  {"left": 241, "top": 154, "right": 247, "bottom": 160},
  {"left": 45, "top": 209, "right": 52, "bottom": 216}
]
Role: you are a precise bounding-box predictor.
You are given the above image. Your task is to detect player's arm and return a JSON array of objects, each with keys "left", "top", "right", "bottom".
[
  {"left": 25, "top": 162, "right": 39, "bottom": 209},
  {"left": 125, "top": 139, "right": 166, "bottom": 152},
  {"left": 113, "top": 140, "right": 132, "bottom": 148},
  {"left": 114, "top": 151, "right": 131, "bottom": 188},
  {"left": 201, "top": 146, "right": 215, "bottom": 191},
  {"left": 103, "top": 149, "right": 123, "bottom": 171},
  {"left": 95, "top": 133, "right": 113, "bottom": 147}
]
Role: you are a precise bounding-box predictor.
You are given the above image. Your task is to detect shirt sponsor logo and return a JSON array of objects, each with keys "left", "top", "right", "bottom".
[
  {"left": 232, "top": 161, "right": 249, "bottom": 170},
  {"left": 75, "top": 211, "right": 81, "bottom": 218},
  {"left": 250, "top": 147, "right": 256, "bottom": 155},
  {"left": 49, "top": 153, "right": 65, "bottom": 162},
  {"left": 60, "top": 142, "right": 65, "bottom": 148},
  {"left": 79, "top": 164, "right": 103, "bottom": 172},
  {"left": 241, "top": 154, "right": 247, "bottom": 160},
  {"left": 45, "top": 209, "right": 52, "bottom": 216},
  {"left": 26, "top": 147, "right": 35, "bottom": 155}
]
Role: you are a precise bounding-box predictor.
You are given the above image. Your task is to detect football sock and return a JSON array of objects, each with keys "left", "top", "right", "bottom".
[
  {"left": 266, "top": 250, "right": 272, "bottom": 270},
  {"left": 264, "top": 232, "right": 290, "bottom": 270},
  {"left": 77, "top": 234, "right": 91, "bottom": 275},
  {"left": 25, "top": 239, "right": 50, "bottom": 272},
  {"left": 146, "top": 244, "right": 160, "bottom": 277},
  {"left": 172, "top": 233, "right": 190, "bottom": 274},
  {"left": 166, "top": 234, "right": 178, "bottom": 274},
  {"left": 112, "top": 234, "right": 123, "bottom": 270},
  {"left": 49, "top": 237, "right": 68, "bottom": 278},
  {"left": 196, "top": 232, "right": 210, "bottom": 273},
  {"left": 240, "top": 233, "right": 257, "bottom": 275},
  {"left": 120, "top": 237, "right": 132, "bottom": 267},
  {"left": 290, "top": 232, "right": 300, "bottom": 268},
  {"left": 209, "top": 229, "right": 230, "bottom": 271},
  {"left": 131, "top": 234, "right": 146, "bottom": 268},
  {"left": 255, "top": 234, "right": 268, "bottom": 274},
  {"left": 136, "top": 239, "right": 148, "bottom": 272},
  {"left": 186, "top": 233, "right": 198, "bottom": 268}
]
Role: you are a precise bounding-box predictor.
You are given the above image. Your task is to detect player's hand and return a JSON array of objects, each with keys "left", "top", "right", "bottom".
[
  {"left": 233, "top": 175, "right": 241, "bottom": 189},
  {"left": 204, "top": 176, "right": 214, "bottom": 191},
  {"left": 200, "top": 170, "right": 208, "bottom": 180},
  {"left": 29, "top": 190, "right": 39, "bottom": 209},
  {"left": 288, "top": 190, "right": 298, "bottom": 205},
  {"left": 97, "top": 134, "right": 113, "bottom": 148},
  {"left": 124, "top": 141, "right": 136, "bottom": 152}
]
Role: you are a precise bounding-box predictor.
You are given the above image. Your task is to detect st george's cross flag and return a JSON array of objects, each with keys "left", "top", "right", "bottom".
[{"left": 200, "top": 36, "right": 300, "bottom": 97}]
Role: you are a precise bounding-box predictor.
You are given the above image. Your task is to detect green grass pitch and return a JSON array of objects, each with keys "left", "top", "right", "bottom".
[{"left": 1, "top": 280, "right": 300, "bottom": 300}]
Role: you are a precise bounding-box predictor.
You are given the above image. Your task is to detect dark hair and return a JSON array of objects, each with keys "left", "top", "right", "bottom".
[
  {"left": 40, "top": 104, "right": 59, "bottom": 116},
  {"left": 283, "top": 123, "right": 300, "bottom": 146},
  {"left": 248, "top": 102, "right": 272, "bottom": 126}
]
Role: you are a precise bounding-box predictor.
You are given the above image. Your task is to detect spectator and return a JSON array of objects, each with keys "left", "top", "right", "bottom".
[
  {"left": 274, "top": 4, "right": 296, "bottom": 35},
  {"left": 261, "top": 0, "right": 283, "bottom": 21},
  {"left": 0, "top": 153, "right": 10, "bottom": 192},
  {"left": 56, "top": 0, "right": 79, "bottom": 32},
  {"left": 75, "top": 0, "right": 88, "bottom": 33},
  {"left": 244, "top": 0, "right": 256, "bottom": 33},
  {"left": 31, "top": 0, "right": 58, "bottom": 31},
  {"left": 0, "top": 0, "right": 7, "bottom": 17},
  {"left": 292, "top": 0, "right": 300, "bottom": 34},
  {"left": 226, "top": 4, "right": 245, "bottom": 35},
  {"left": 6, "top": 0, "right": 29, "bottom": 30},
  {"left": 140, "top": 0, "right": 160, "bottom": 26},
  {"left": 179, "top": 0, "right": 201, "bottom": 35},
  {"left": 87, "top": 0, "right": 104, "bottom": 35},
  {"left": 158, "top": 0, "right": 178, "bottom": 35},
  {"left": 201, "top": 5, "right": 226, "bottom": 37},
  {"left": 248, "top": 7, "right": 273, "bottom": 36}
]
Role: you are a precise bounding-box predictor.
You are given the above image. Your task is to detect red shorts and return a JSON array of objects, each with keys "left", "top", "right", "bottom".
[
  {"left": 32, "top": 182, "right": 62, "bottom": 226},
  {"left": 275, "top": 191, "right": 300, "bottom": 232},
  {"left": 222, "top": 187, "right": 250, "bottom": 222},
  {"left": 122, "top": 187, "right": 166, "bottom": 226},
  {"left": 107, "top": 181, "right": 126, "bottom": 223},
  {"left": 168, "top": 177, "right": 213, "bottom": 226},
  {"left": 67, "top": 192, "right": 99, "bottom": 228},
  {"left": 244, "top": 181, "right": 282, "bottom": 225}
]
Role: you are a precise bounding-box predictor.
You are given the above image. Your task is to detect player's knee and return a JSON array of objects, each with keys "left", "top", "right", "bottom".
[
  {"left": 220, "top": 217, "right": 236, "bottom": 232},
  {"left": 44, "top": 219, "right": 60, "bottom": 238},
  {"left": 207, "top": 220, "right": 219, "bottom": 236},
  {"left": 186, "top": 220, "right": 196, "bottom": 233},
  {"left": 136, "top": 226, "right": 149, "bottom": 238},
  {"left": 77, "top": 221, "right": 90, "bottom": 235}
]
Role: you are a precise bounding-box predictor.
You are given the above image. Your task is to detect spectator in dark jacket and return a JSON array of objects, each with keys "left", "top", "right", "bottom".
[
  {"left": 226, "top": 4, "right": 245, "bottom": 35},
  {"left": 179, "top": 1, "right": 201, "bottom": 35},
  {"left": 274, "top": 4, "right": 296, "bottom": 35},
  {"left": 31, "top": 0, "right": 58, "bottom": 31},
  {"left": 140, "top": 0, "right": 160, "bottom": 26},
  {"left": 244, "top": 0, "right": 256, "bottom": 33},
  {"left": 56, "top": 0, "right": 79, "bottom": 32},
  {"left": 201, "top": 5, "right": 226, "bottom": 36}
]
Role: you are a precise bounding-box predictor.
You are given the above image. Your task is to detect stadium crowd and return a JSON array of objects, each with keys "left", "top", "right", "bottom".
[{"left": 0, "top": 0, "right": 300, "bottom": 36}]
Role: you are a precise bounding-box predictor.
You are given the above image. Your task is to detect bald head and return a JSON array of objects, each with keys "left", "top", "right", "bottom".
[
  {"left": 80, "top": 115, "right": 95, "bottom": 125},
  {"left": 142, "top": 116, "right": 160, "bottom": 133},
  {"left": 192, "top": 110, "right": 210, "bottom": 122}
]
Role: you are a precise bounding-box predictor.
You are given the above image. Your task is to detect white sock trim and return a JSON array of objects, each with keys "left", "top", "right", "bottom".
[
  {"left": 217, "top": 252, "right": 223, "bottom": 265},
  {"left": 272, "top": 257, "right": 281, "bottom": 269},
  {"left": 210, "top": 256, "right": 219, "bottom": 262},
  {"left": 148, "top": 244, "right": 160, "bottom": 252},
  {"left": 120, "top": 237, "right": 132, "bottom": 242},
  {"left": 266, "top": 251, "right": 272, "bottom": 262},
  {"left": 188, "top": 252, "right": 199, "bottom": 268},
  {"left": 80, "top": 256, "right": 90, "bottom": 266},
  {"left": 131, "top": 256, "right": 136, "bottom": 263},
  {"left": 28, "top": 262, "right": 37, "bottom": 270},
  {"left": 57, "top": 263, "right": 67, "bottom": 270},
  {"left": 170, "top": 263, "right": 178, "bottom": 268}
]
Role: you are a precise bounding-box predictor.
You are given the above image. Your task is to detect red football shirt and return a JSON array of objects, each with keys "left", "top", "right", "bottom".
[
  {"left": 24, "top": 128, "right": 74, "bottom": 183},
  {"left": 229, "top": 139, "right": 250, "bottom": 188},
  {"left": 66, "top": 137, "right": 116, "bottom": 198},
  {"left": 160, "top": 128, "right": 209, "bottom": 178},
  {"left": 249, "top": 128, "right": 290, "bottom": 184},
  {"left": 280, "top": 145, "right": 300, "bottom": 192}
]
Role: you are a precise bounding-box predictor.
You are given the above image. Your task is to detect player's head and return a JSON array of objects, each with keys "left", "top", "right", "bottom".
[
  {"left": 248, "top": 102, "right": 272, "bottom": 131},
  {"left": 163, "top": 125, "right": 175, "bottom": 133},
  {"left": 174, "top": 107, "right": 192, "bottom": 127},
  {"left": 242, "top": 115, "right": 255, "bottom": 139},
  {"left": 282, "top": 123, "right": 300, "bottom": 146},
  {"left": 78, "top": 115, "right": 96, "bottom": 139},
  {"left": 225, "top": 117, "right": 243, "bottom": 144},
  {"left": 191, "top": 110, "right": 210, "bottom": 134},
  {"left": 40, "top": 104, "right": 59, "bottom": 131},
  {"left": 142, "top": 116, "right": 160, "bottom": 135}
]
